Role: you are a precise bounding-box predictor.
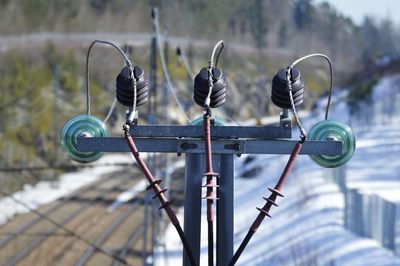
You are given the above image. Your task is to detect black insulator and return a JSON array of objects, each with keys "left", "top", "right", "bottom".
[
  {"left": 193, "top": 67, "right": 227, "bottom": 108},
  {"left": 116, "top": 66, "right": 149, "bottom": 107},
  {"left": 271, "top": 68, "right": 304, "bottom": 109}
]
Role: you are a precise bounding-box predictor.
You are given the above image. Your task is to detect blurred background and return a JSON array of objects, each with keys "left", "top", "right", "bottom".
[{"left": 0, "top": 0, "right": 399, "bottom": 265}]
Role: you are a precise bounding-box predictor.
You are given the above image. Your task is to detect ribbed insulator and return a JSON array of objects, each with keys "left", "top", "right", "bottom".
[
  {"left": 193, "top": 67, "right": 227, "bottom": 108},
  {"left": 271, "top": 68, "right": 304, "bottom": 109},
  {"left": 116, "top": 66, "right": 149, "bottom": 107}
]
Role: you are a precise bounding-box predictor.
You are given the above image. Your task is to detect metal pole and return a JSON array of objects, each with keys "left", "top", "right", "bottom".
[
  {"left": 144, "top": 15, "right": 158, "bottom": 263},
  {"left": 183, "top": 154, "right": 203, "bottom": 266},
  {"left": 217, "top": 154, "right": 234, "bottom": 266},
  {"left": 149, "top": 8, "right": 158, "bottom": 124},
  {"left": 142, "top": 190, "right": 150, "bottom": 265}
]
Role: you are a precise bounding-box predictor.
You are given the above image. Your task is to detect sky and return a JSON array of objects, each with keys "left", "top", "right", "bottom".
[{"left": 315, "top": 0, "right": 400, "bottom": 26}]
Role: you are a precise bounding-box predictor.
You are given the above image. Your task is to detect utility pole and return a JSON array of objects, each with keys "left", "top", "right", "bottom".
[
  {"left": 143, "top": 8, "right": 159, "bottom": 265},
  {"left": 52, "top": 64, "right": 60, "bottom": 187}
]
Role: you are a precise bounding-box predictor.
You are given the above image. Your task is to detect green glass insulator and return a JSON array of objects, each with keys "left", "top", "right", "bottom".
[
  {"left": 60, "top": 114, "right": 109, "bottom": 163},
  {"left": 190, "top": 115, "right": 225, "bottom": 126},
  {"left": 308, "top": 120, "right": 356, "bottom": 168}
]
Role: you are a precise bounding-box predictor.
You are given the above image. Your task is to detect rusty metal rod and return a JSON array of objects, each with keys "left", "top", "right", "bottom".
[
  {"left": 229, "top": 142, "right": 303, "bottom": 266},
  {"left": 123, "top": 126, "right": 197, "bottom": 266},
  {"left": 203, "top": 113, "right": 218, "bottom": 266}
]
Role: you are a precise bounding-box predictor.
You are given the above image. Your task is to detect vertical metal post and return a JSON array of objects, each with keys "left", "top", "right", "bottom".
[
  {"left": 142, "top": 190, "right": 150, "bottom": 265},
  {"left": 148, "top": 10, "right": 159, "bottom": 265},
  {"left": 183, "top": 154, "right": 203, "bottom": 266},
  {"left": 149, "top": 11, "right": 158, "bottom": 123},
  {"left": 217, "top": 154, "right": 234, "bottom": 265},
  {"left": 52, "top": 64, "right": 60, "bottom": 185}
]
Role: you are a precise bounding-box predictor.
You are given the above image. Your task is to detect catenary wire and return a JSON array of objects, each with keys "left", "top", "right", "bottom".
[
  {"left": 176, "top": 46, "right": 195, "bottom": 81},
  {"left": 0, "top": 189, "right": 129, "bottom": 265},
  {"left": 86, "top": 40, "right": 132, "bottom": 115},
  {"left": 152, "top": 8, "right": 190, "bottom": 123}
]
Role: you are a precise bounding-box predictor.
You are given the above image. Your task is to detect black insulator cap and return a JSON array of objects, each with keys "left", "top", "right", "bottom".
[
  {"left": 271, "top": 68, "right": 304, "bottom": 109},
  {"left": 116, "top": 66, "right": 149, "bottom": 107},
  {"left": 193, "top": 67, "right": 227, "bottom": 108}
]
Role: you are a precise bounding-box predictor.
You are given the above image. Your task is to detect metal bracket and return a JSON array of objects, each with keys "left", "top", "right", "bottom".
[
  {"left": 127, "top": 123, "right": 291, "bottom": 139},
  {"left": 77, "top": 137, "right": 342, "bottom": 156}
]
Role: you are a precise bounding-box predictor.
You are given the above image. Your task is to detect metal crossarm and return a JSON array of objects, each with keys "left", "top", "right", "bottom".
[{"left": 77, "top": 137, "right": 342, "bottom": 155}]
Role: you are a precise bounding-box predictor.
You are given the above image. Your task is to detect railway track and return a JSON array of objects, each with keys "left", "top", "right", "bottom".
[{"left": 0, "top": 168, "right": 151, "bottom": 266}]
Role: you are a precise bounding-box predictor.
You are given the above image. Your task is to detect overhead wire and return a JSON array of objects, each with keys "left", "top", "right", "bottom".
[
  {"left": 86, "top": 40, "right": 132, "bottom": 116},
  {"left": 152, "top": 8, "right": 190, "bottom": 123},
  {"left": 0, "top": 162, "right": 134, "bottom": 172},
  {"left": 0, "top": 189, "right": 129, "bottom": 265},
  {"left": 103, "top": 97, "right": 118, "bottom": 124},
  {"left": 176, "top": 46, "right": 195, "bottom": 81},
  {"left": 289, "top": 53, "right": 333, "bottom": 120},
  {"left": 122, "top": 123, "right": 197, "bottom": 266}
]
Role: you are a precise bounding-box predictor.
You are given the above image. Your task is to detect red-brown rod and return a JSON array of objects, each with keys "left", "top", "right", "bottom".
[
  {"left": 229, "top": 142, "right": 303, "bottom": 266},
  {"left": 124, "top": 127, "right": 197, "bottom": 266},
  {"left": 203, "top": 113, "right": 216, "bottom": 266}
]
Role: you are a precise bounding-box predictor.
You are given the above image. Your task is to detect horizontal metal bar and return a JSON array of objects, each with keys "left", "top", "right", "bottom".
[
  {"left": 77, "top": 137, "right": 342, "bottom": 155},
  {"left": 128, "top": 124, "right": 291, "bottom": 139}
]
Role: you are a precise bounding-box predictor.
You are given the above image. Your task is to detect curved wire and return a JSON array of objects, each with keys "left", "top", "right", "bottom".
[
  {"left": 103, "top": 97, "right": 117, "bottom": 124},
  {"left": 152, "top": 8, "right": 190, "bottom": 122},
  {"left": 176, "top": 46, "right": 195, "bottom": 81},
  {"left": 206, "top": 41, "right": 225, "bottom": 106},
  {"left": 86, "top": 40, "right": 132, "bottom": 115},
  {"left": 210, "top": 40, "right": 224, "bottom": 68},
  {"left": 290, "top": 53, "right": 334, "bottom": 120}
]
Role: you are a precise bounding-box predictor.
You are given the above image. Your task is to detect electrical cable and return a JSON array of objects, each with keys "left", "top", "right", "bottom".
[
  {"left": 86, "top": 40, "right": 132, "bottom": 116},
  {"left": 0, "top": 162, "right": 134, "bottom": 172},
  {"left": 103, "top": 97, "right": 118, "bottom": 124},
  {"left": 229, "top": 82, "right": 305, "bottom": 264},
  {"left": 289, "top": 53, "right": 333, "bottom": 120},
  {"left": 0, "top": 189, "right": 129, "bottom": 265},
  {"left": 202, "top": 112, "right": 218, "bottom": 266},
  {"left": 122, "top": 123, "right": 197, "bottom": 266},
  {"left": 176, "top": 46, "right": 195, "bottom": 81},
  {"left": 209, "top": 40, "right": 224, "bottom": 68},
  {"left": 229, "top": 54, "right": 331, "bottom": 265},
  {"left": 152, "top": 8, "right": 190, "bottom": 123},
  {"left": 228, "top": 141, "right": 303, "bottom": 266},
  {"left": 199, "top": 40, "right": 225, "bottom": 266}
]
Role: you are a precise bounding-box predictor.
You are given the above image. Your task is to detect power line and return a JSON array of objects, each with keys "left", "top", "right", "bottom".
[
  {"left": 0, "top": 189, "right": 129, "bottom": 265},
  {"left": 0, "top": 162, "right": 134, "bottom": 172},
  {"left": 152, "top": 8, "right": 190, "bottom": 123}
]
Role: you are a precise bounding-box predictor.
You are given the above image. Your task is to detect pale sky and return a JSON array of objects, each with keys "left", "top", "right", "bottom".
[{"left": 315, "top": 0, "right": 400, "bottom": 26}]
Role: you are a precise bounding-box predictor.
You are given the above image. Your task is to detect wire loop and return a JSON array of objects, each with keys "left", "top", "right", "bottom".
[
  {"left": 86, "top": 40, "right": 132, "bottom": 116},
  {"left": 289, "top": 53, "right": 334, "bottom": 120}
]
